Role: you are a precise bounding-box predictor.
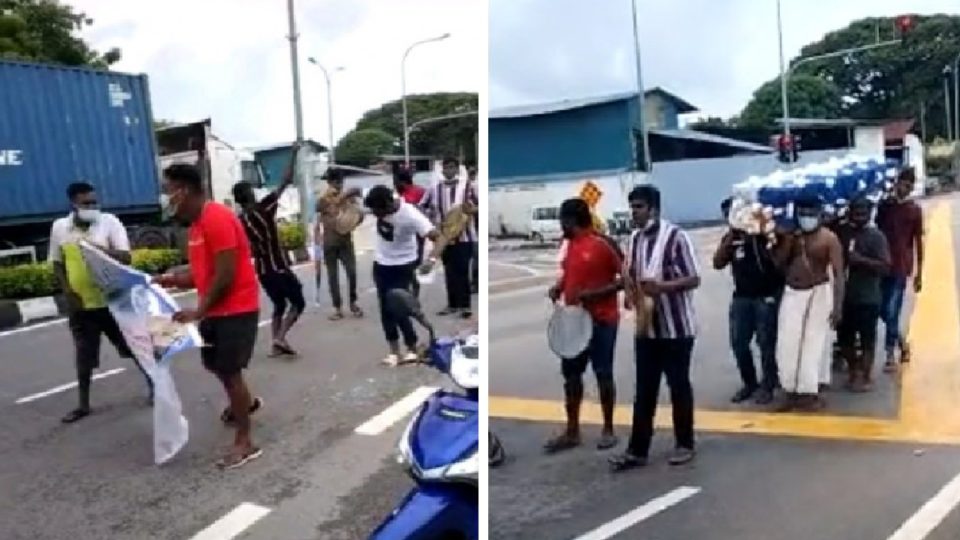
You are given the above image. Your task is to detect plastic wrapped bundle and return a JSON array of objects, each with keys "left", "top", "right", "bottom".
[{"left": 730, "top": 154, "right": 899, "bottom": 233}]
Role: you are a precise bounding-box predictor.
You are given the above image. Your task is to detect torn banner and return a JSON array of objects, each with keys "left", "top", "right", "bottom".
[{"left": 78, "top": 241, "right": 197, "bottom": 465}]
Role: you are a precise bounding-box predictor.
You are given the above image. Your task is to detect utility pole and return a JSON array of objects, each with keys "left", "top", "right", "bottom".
[
  {"left": 286, "top": 0, "right": 311, "bottom": 232},
  {"left": 945, "top": 69, "right": 953, "bottom": 141},
  {"left": 776, "top": 0, "right": 791, "bottom": 145},
  {"left": 631, "top": 0, "right": 651, "bottom": 172},
  {"left": 920, "top": 100, "right": 927, "bottom": 143}
]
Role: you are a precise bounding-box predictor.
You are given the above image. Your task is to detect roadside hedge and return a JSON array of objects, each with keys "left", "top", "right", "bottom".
[
  {"left": 0, "top": 248, "right": 184, "bottom": 300},
  {"left": 278, "top": 223, "right": 306, "bottom": 251}
]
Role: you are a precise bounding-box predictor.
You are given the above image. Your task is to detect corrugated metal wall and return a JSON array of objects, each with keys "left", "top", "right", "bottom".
[
  {"left": 490, "top": 100, "right": 638, "bottom": 180},
  {"left": 0, "top": 60, "right": 159, "bottom": 224}
]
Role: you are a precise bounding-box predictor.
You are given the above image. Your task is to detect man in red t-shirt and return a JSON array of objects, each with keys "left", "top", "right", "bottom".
[
  {"left": 545, "top": 198, "right": 623, "bottom": 454},
  {"left": 875, "top": 167, "right": 924, "bottom": 371},
  {"left": 155, "top": 163, "right": 263, "bottom": 470}
]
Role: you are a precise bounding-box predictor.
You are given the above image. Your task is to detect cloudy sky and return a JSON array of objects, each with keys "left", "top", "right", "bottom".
[
  {"left": 490, "top": 0, "right": 958, "bottom": 119},
  {"left": 76, "top": 0, "right": 483, "bottom": 148}
]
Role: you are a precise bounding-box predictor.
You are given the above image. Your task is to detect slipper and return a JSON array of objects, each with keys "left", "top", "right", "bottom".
[
  {"left": 543, "top": 433, "right": 580, "bottom": 454},
  {"left": 221, "top": 396, "right": 263, "bottom": 424},
  {"left": 217, "top": 446, "right": 263, "bottom": 470},
  {"left": 609, "top": 452, "right": 647, "bottom": 472},
  {"left": 382, "top": 354, "right": 399, "bottom": 367},
  {"left": 272, "top": 342, "right": 298, "bottom": 357},
  {"left": 597, "top": 433, "right": 619, "bottom": 450},
  {"left": 350, "top": 305, "right": 364, "bottom": 318},
  {"left": 402, "top": 352, "right": 420, "bottom": 364},
  {"left": 901, "top": 343, "right": 912, "bottom": 364},
  {"left": 328, "top": 312, "right": 345, "bottom": 321},
  {"left": 61, "top": 408, "right": 91, "bottom": 424}
]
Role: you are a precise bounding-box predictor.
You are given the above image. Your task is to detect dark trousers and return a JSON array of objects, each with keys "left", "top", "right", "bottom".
[
  {"left": 729, "top": 295, "right": 780, "bottom": 391},
  {"left": 441, "top": 241, "right": 473, "bottom": 310},
  {"left": 628, "top": 337, "right": 695, "bottom": 457},
  {"left": 471, "top": 242, "right": 479, "bottom": 291},
  {"left": 412, "top": 236, "right": 426, "bottom": 298},
  {"left": 69, "top": 308, "right": 151, "bottom": 408},
  {"left": 880, "top": 276, "right": 907, "bottom": 353},
  {"left": 323, "top": 240, "right": 358, "bottom": 309},
  {"left": 373, "top": 262, "right": 419, "bottom": 348}
]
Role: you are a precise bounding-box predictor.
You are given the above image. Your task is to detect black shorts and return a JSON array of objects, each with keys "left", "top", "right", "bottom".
[
  {"left": 260, "top": 270, "right": 305, "bottom": 317},
  {"left": 199, "top": 312, "right": 259, "bottom": 377},
  {"left": 69, "top": 308, "right": 134, "bottom": 371},
  {"left": 836, "top": 302, "right": 880, "bottom": 352}
]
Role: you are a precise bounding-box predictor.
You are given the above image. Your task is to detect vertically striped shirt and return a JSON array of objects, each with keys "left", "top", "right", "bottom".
[
  {"left": 629, "top": 222, "right": 700, "bottom": 339},
  {"left": 420, "top": 178, "right": 478, "bottom": 243},
  {"left": 238, "top": 191, "right": 291, "bottom": 276}
]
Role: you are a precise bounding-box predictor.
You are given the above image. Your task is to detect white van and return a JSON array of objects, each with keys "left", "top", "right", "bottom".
[{"left": 529, "top": 206, "right": 562, "bottom": 242}]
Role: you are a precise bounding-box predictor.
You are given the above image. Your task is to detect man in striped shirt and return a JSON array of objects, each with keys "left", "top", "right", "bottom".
[
  {"left": 420, "top": 157, "right": 478, "bottom": 319},
  {"left": 232, "top": 145, "right": 305, "bottom": 357},
  {"left": 611, "top": 185, "right": 701, "bottom": 471}
]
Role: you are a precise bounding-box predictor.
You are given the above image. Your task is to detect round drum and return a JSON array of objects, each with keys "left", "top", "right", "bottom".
[
  {"left": 547, "top": 304, "right": 593, "bottom": 360},
  {"left": 334, "top": 205, "right": 363, "bottom": 235}
]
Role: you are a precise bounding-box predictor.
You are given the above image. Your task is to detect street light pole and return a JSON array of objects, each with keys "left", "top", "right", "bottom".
[
  {"left": 286, "top": 0, "right": 310, "bottom": 231},
  {"left": 308, "top": 58, "right": 344, "bottom": 165},
  {"left": 944, "top": 67, "right": 953, "bottom": 141},
  {"left": 630, "top": 0, "right": 651, "bottom": 173},
  {"left": 953, "top": 52, "right": 960, "bottom": 141},
  {"left": 401, "top": 33, "right": 451, "bottom": 167},
  {"left": 776, "top": 0, "right": 791, "bottom": 143}
]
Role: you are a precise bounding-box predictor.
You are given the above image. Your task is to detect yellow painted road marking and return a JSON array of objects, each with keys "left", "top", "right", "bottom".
[{"left": 491, "top": 202, "right": 960, "bottom": 445}]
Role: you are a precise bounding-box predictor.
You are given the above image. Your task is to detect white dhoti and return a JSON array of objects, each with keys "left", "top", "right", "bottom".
[{"left": 777, "top": 283, "right": 833, "bottom": 394}]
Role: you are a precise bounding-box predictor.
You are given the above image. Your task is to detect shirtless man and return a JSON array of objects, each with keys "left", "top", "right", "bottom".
[{"left": 772, "top": 193, "right": 844, "bottom": 412}]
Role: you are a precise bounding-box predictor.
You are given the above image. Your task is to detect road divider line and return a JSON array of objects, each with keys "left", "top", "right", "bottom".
[
  {"left": 15, "top": 367, "right": 126, "bottom": 404},
  {"left": 573, "top": 486, "right": 701, "bottom": 540},
  {"left": 189, "top": 502, "right": 271, "bottom": 540},
  {"left": 887, "top": 470, "right": 960, "bottom": 540},
  {"left": 355, "top": 386, "right": 437, "bottom": 436}
]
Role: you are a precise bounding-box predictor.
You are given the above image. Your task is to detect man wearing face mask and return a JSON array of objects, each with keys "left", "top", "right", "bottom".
[
  {"left": 772, "top": 193, "right": 845, "bottom": 412},
  {"left": 835, "top": 197, "right": 890, "bottom": 392},
  {"left": 420, "top": 157, "right": 477, "bottom": 319},
  {"left": 544, "top": 198, "right": 623, "bottom": 454},
  {"left": 49, "top": 182, "right": 153, "bottom": 423},
  {"left": 875, "top": 167, "right": 924, "bottom": 373},
  {"left": 155, "top": 164, "right": 263, "bottom": 470}
]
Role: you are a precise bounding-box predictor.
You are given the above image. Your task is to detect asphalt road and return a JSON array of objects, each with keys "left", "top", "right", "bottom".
[
  {"left": 1, "top": 249, "right": 473, "bottom": 540},
  {"left": 489, "top": 196, "right": 960, "bottom": 540}
]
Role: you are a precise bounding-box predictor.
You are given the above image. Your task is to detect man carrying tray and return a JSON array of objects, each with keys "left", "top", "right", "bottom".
[
  {"left": 772, "top": 192, "right": 845, "bottom": 412},
  {"left": 544, "top": 198, "right": 623, "bottom": 454}
]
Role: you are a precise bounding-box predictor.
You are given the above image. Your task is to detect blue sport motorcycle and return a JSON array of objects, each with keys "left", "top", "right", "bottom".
[{"left": 369, "top": 290, "right": 480, "bottom": 540}]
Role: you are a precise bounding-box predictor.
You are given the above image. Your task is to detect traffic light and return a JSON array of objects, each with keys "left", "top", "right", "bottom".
[{"left": 895, "top": 15, "right": 914, "bottom": 43}]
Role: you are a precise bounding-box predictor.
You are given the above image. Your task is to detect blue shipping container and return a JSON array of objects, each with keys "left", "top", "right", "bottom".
[{"left": 0, "top": 60, "right": 159, "bottom": 225}]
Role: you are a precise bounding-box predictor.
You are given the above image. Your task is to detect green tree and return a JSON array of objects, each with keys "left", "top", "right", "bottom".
[
  {"left": 0, "top": 0, "right": 120, "bottom": 67},
  {"left": 335, "top": 128, "right": 397, "bottom": 167},
  {"left": 341, "top": 92, "right": 478, "bottom": 166},
  {"left": 740, "top": 75, "right": 843, "bottom": 128},
  {"left": 740, "top": 14, "right": 960, "bottom": 138}
]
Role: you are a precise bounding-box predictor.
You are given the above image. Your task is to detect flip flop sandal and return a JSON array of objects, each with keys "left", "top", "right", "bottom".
[
  {"left": 61, "top": 408, "right": 91, "bottom": 424},
  {"left": 328, "top": 312, "right": 345, "bottom": 321},
  {"left": 221, "top": 396, "right": 263, "bottom": 424},
  {"left": 597, "top": 433, "right": 619, "bottom": 450},
  {"left": 609, "top": 452, "right": 647, "bottom": 472},
  {"left": 273, "top": 342, "right": 298, "bottom": 356},
  {"left": 543, "top": 434, "right": 581, "bottom": 454},
  {"left": 350, "top": 305, "right": 364, "bottom": 318},
  {"left": 217, "top": 446, "right": 263, "bottom": 470}
]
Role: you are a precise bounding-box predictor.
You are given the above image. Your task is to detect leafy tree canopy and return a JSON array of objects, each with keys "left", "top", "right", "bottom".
[
  {"left": 0, "top": 0, "right": 120, "bottom": 68},
  {"left": 740, "top": 14, "right": 960, "bottom": 138},
  {"left": 335, "top": 128, "right": 397, "bottom": 168},
  {"left": 336, "top": 92, "right": 478, "bottom": 167}
]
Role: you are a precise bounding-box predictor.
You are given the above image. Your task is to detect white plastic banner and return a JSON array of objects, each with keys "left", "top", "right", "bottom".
[{"left": 79, "top": 241, "right": 197, "bottom": 465}]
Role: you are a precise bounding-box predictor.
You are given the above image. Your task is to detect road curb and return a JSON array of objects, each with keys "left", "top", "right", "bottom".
[{"left": 0, "top": 295, "right": 63, "bottom": 330}]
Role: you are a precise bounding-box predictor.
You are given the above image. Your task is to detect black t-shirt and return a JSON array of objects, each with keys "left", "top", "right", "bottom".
[
  {"left": 728, "top": 232, "right": 784, "bottom": 298},
  {"left": 238, "top": 191, "right": 290, "bottom": 276}
]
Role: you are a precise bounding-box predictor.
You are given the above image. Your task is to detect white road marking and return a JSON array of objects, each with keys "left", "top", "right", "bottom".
[
  {"left": 573, "top": 486, "right": 701, "bottom": 540},
  {"left": 0, "top": 317, "right": 68, "bottom": 338},
  {"left": 887, "top": 470, "right": 960, "bottom": 540},
  {"left": 189, "top": 502, "right": 272, "bottom": 540},
  {"left": 15, "top": 367, "right": 127, "bottom": 404},
  {"left": 355, "top": 386, "right": 438, "bottom": 436}
]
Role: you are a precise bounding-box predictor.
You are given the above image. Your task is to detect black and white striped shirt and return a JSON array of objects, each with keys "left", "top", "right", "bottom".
[
  {"left": 238, "top": 192, "right": 290, "bottom": 276},
  {"left": 628, "top": 223, "right": 700, "bottom": 339},
  {"left": 420, "top": 178, "right": 478, "bottom": 243}
]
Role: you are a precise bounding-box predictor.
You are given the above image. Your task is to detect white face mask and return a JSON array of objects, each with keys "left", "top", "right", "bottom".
[
  {"left": 798, "top": 216, "right": 819, "bottom": 232},
  {"left": 160, "top": 193, "right": 180, "bottom": 216},
  {"left": 76, "top": 208, "right": 100, "bottom": 223}
]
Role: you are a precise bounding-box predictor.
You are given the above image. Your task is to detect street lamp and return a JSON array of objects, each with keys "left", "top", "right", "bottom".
[
  {"left": 944, "top": 65, "right": 954, "bottom": 141},
  {"left": 308, "top": 58, "right": 344, "bottom": 165},
  {"left": 402, "top": 33, "right": 451, "bottom": 167},
  {"left": 952, "top": 51, "right": 960, "bottom": 141}
]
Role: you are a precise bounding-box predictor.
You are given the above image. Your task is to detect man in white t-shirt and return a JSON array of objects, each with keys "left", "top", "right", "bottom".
[
  {"left": 363, "top": 185, "right": 442, "bottom": 366},
  {"left": 48, "top": 182, "right": 153, "bottom": 423}
]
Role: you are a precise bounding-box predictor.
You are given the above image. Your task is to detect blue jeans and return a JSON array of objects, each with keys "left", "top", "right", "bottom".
[
  {"left": 881, "top": 276, "right": 907, "bottom": 353},
  {"left": 729, "top": 295, "right": 780, "bottom": 391}
]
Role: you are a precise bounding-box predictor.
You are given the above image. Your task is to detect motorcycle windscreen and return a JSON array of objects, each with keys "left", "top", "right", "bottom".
[{"left": 412, "top": 392, "right": 479, "bottom": 471}]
